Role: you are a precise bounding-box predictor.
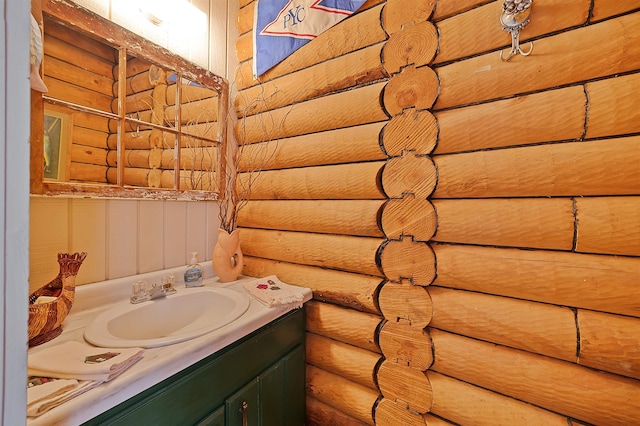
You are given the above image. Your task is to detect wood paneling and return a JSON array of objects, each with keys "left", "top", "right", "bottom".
[
  {"left": 431, "top": 329, "right": 640, "bottom": 425},
  {"left": 138, "top": 201, "right": 164, "bottom": 274},
  {"left": 305, "top": 300, "right": 381, "bottom": 353},
  {"left": 575, "top": 197, "right": 640, "bottom": 256},
  {"left": 234, "top": 1, "right": 640, "bottom": 424},
  {"left": 433, "top": 137, "right": 640, "bottom": 198},
  {"left": 429, "top": 287, "right": 577, "bottom": 361},
  {"left": 306, "top": 365, "right": 378, "bottom": 425},
  {"left": 432, "top": 198, "right": 575, "bottom": 250},
  {"left": 106, "top": 200, "right": 138, "bottom": 279},
  {"left": 435, "top": 11, "right": 640, "bottom": 109},
  {"left": 236, "top": 82, "right": 388, "bottom": 145},
  {"left": 29, "top": 198, "right": 70, "bottom": 293},
  {"left": 578, "top": 310, "right": 640, "bottom": 379},
  {"left": 427, "top": 371, "right": 571, "bottom": 425},
  {"left": 434, "top": 86, "right": 586, "bottom": 154},
  {"left": 239, "top": 200, "right": 384, "bottom": 237},
  {"left": 306, "top": 396, "right": 369, "bottom": 426},
  {"left": 306, "top": 332, "right": 380, "bottom": 390},
  {"left": 434, "top": 244, "right": 640, "bottom": 318},
  {"left": 69, "top": 199, "right": 107, "bottom": 285},
  {"left": 434, "top": 0, "right": 591, "bottom": 64},
  {"left": 235, "top": 43, "right": 387, "bottom": 116},
  {"left": 240, "top": 228, "right": 383, "bottom": 277}
]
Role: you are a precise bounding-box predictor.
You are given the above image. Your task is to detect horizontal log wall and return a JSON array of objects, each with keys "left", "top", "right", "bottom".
[
  {"left": 235, "top": 0, "right": 640, "bottom": 424},
  {"left": 426, "top": 371, "right": 573, "bottom": 426},
  {"left": 43, "top": 18, "right": 222, "bottom": 191},
  {"left": 43, "top": 17, "right": 114, "bottom": 183},
  {"left": 424, "top": 1, "right": 640, "bottom": 424},
  {"left": 431, "top": 329, "right": 640, "bottom": 425},
  {"left": 234, "top": 0, "right": 391, "bottom": 423}
]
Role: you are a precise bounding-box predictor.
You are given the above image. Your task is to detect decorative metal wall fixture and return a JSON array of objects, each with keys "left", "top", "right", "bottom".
[{"left": 500, "top": 0, "right": 533, "bottom": 61}]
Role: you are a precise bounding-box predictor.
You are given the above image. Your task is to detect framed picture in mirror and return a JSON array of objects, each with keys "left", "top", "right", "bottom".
[{"left": 43, "top": 107, "right": 71, "bottom": 181}]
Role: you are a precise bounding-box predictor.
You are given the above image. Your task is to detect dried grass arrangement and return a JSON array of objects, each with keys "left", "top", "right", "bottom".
[
  {"left": 28, "top": 252, "right": 87, "bottom": 347},
  {"left": 212, "top": 87, "right": 292, "bottom": 282}
]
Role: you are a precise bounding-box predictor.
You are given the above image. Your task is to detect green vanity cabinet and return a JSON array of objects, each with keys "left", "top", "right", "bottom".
[
  {"left": 223, "top": 346, "right": 306, "bottom": 426},
  {"left": 197, "top": 405, "right": 225, "bottom": 426},
  {"left": 83, "top": 308, "right": 305, "bottom": 426}
]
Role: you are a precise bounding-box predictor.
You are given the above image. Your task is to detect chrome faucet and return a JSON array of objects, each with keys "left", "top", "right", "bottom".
[
  {"left": 147, "top": 284, "right": 167, "bottom": 300},
  {"left": 130, "top": 276, "right": 176, "bottom": 304}
]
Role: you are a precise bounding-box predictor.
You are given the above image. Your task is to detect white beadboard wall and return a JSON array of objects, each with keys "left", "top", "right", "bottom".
[{"left": 29, "top": 197, "right": 221, "bottom": 293}]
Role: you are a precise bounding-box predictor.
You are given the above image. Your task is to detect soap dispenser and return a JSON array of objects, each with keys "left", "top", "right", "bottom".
[{"left": 184, "top": 251, "right": 203, "bottom": 287}]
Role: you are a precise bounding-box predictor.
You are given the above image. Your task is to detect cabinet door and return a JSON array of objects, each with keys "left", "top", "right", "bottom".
[
  {"left": 226, "top": 378, "right": 260, "bottom": 426},
  {"left": 197, "top": 405, "right": 225, "bottom": 426},
  {"left": 282, "top": 345, "right": 306, "bottom": 425},
  {"left": 260, "top": 359, "right": 285, "bottom": 425},
  {"left": 260, "top": 345, "right": 305, "bottom": 425}
]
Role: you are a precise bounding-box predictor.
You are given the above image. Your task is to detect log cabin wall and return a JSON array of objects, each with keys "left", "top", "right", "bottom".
[
  {"left": 43, "top": 19, "right": 222, "bottom": 190},
  {"left": 109, "top": 57, "right": 166, "bottom": 188},
  {"left": 43, "top": 17, "right": 115, "bottom": 184},
  {"left": 234, "top": 0, "right": 387, "bottom": 423},
  {"left": 160, "top": 80, "right": 221, "bottom": 190},
  {"left": 233, "top": 0, "right": 640, "bottom": 424}
]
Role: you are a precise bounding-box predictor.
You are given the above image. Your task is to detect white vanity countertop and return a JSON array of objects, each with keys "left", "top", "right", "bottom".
[{"left": 27, "top": 264, "right": 312, "bottom": 426}]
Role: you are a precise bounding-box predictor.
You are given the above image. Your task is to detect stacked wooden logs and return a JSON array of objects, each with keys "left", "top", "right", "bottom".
[
  {"left": 375, "top": 0, "right": 439, "bottom": 423},
  {"left": 43, "top": 18, "right": 222, "bottom": 190},
  {"left": 234, "top": 0, "right": 387, "bottom": 424},
  {"left": 423, "top": 0, "right": 640, "bottom": 424},
  {"left": 110, "top": 58, "right": 220, "bottom": 190},
  {"left": 235, "top": 0, "right": 640, "bottom": 424},
  {"left": 108, "top": 57, "right": 166, "bottom": 187},
  {"left": 161, "top": 79, "right": 221, "bottom": 190},
  {"left": 43, "top": 17, "right": 114, "bottom": 183}
]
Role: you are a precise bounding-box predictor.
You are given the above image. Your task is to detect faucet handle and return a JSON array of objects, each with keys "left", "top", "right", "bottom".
[
  {"left": 131, "top": 280, "right": 151, "bottom": 304},
  {"left": 161, "top": 274, "right": 177, "bottom": 294}
]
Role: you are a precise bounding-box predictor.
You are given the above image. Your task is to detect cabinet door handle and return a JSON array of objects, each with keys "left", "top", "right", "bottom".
[{"left": 240, "top": 401, "right": 248, "bottom": 426}]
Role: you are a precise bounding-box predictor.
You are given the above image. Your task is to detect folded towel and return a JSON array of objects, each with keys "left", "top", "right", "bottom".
[
  {"left": 28, "top": 341, "right": 144, "bottom": 382},
  {"left": 27, "top": 377, "right": 101, "bottom": 417},
  {"left": 243, "top": 275, "right": 305, "bottom": 309}
]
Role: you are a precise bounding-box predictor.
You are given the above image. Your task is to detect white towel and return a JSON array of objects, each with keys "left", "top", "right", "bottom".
[
  {"left": 28, "top": 341, "right": 144, "bottom": 382},
  {"left": 27, "top": 341, "right": 144, "bottom": 417},
  {"left": 27, "top": 377, "right": 101, "bottom": 417},
  {"left": 243, "top": 275, "right": 305, "bottom": 309}
]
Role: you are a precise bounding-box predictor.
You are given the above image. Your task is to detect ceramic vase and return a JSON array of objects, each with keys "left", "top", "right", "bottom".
[{"left": 212, "top": 228, "right": 244, "bottom": 282}]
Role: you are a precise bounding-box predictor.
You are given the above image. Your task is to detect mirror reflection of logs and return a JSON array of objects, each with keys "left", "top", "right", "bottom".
[{"left": 35, "top": 1, "right": 226, "bottom": 199}]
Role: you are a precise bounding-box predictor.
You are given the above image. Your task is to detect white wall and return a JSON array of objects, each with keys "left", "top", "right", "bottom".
[
  {"left": 2, "top": 0, "right": 31, "bottom": 423},
  {"left": 29, "top": 198, "right": 221, "bottom": 293}
]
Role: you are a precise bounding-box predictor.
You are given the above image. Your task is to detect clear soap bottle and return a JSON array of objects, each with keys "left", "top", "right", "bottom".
[{"left": 184, "top": 251, "right": 203, "bottom": 287}]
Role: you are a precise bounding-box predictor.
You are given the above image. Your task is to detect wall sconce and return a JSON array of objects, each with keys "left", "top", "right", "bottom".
[
  {"left": 500, "top": 0, "right": 533, "bottom": 61},
  {"left": 138, "top": 0, "right": 171, "bottom": 26}
]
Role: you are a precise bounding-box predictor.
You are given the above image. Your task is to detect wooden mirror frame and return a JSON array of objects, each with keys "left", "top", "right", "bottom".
[{"left": 30, "top": 0, "right": 229, "bottom": 200}]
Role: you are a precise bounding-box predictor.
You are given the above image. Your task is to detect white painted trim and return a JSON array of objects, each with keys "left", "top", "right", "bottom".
[{"left": 1, "top": 0, "right": 30, "bottom": 424}]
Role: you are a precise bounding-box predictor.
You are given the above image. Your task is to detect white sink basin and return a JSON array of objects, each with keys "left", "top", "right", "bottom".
[{"left": 84, "top": 287, "right": 250, "bottom": 348}]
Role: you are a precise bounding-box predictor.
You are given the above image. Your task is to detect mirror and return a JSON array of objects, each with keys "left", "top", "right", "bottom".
[{"left": 31, "top": 0, "right": 229, "bottom": 200}]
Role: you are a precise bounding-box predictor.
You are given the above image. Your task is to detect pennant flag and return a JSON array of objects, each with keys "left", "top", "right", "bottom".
[{"left": 253, "top": 0, "right": 366, "bottom": 78}]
